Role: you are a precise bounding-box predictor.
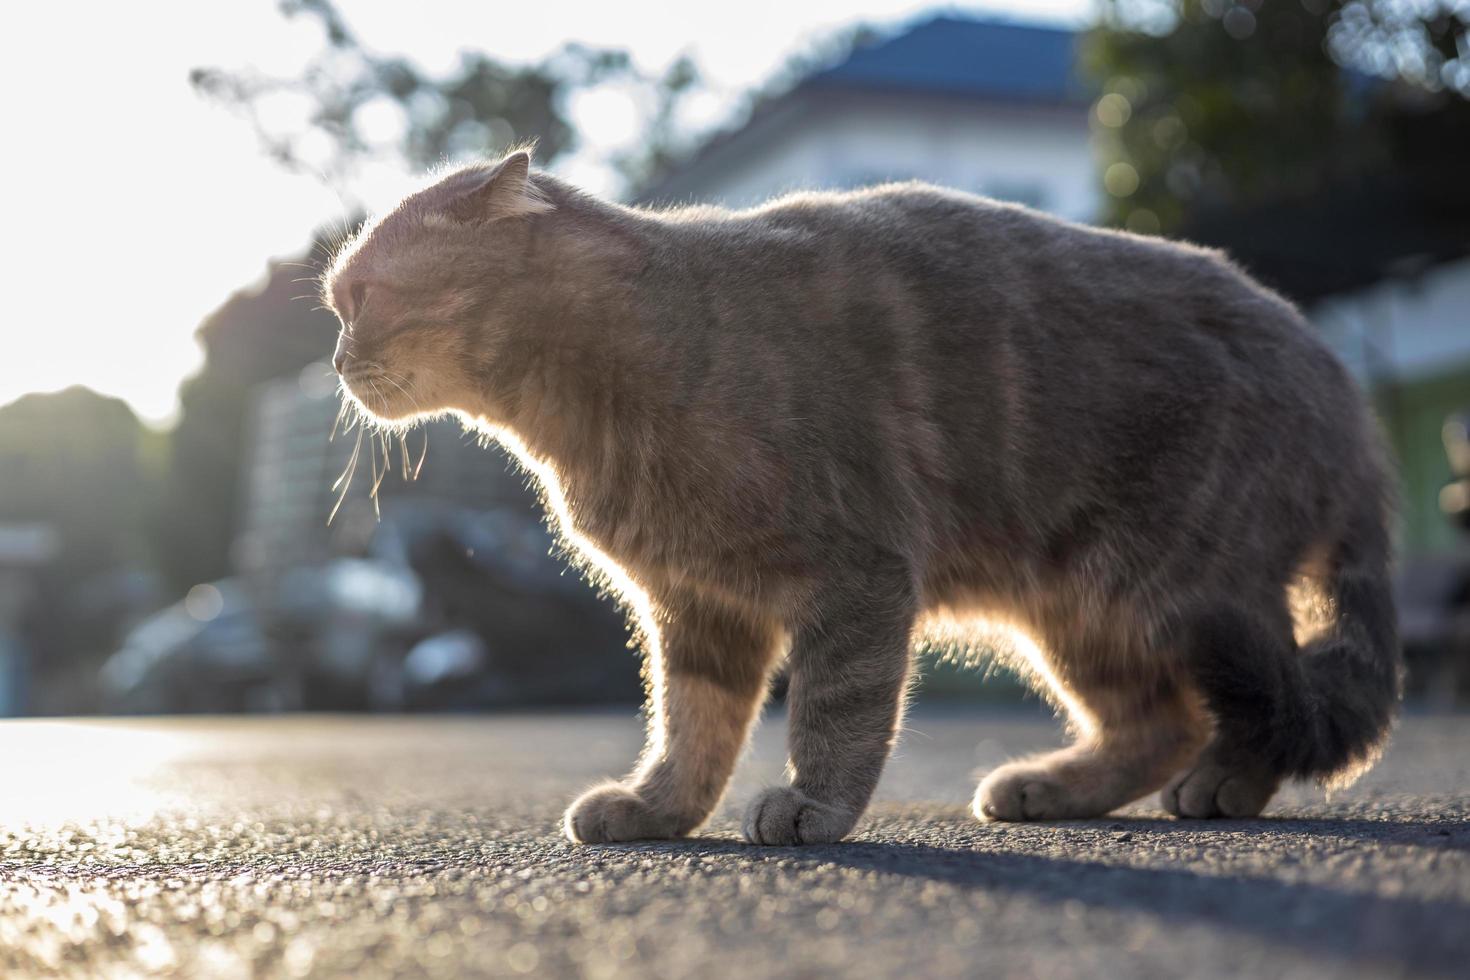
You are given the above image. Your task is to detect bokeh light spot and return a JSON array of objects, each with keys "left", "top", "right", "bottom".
[
  {"left": 1104, "top": 162, "right": 1140, "bottom": 197},
  {"left": 1223, "top": 7, "right": 1257, "bottom": 40},
  {"left": 1095, "top": 92, "right": 1132, "bottom": 128},
  {"left": 185, "top": 583, "right": 225, "bottom": 622}
]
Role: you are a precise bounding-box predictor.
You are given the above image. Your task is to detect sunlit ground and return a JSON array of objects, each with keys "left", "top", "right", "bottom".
[
  {"left": 0, "top": 711, "right": 1467, "bottom": 977},
  {"left": 0, "top": 721, "right": 204, "bottom": 828}
]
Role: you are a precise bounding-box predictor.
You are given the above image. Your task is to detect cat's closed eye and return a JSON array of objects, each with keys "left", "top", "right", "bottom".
[{"left": 349, "top": 282, "right": 368, "bottom": 320}]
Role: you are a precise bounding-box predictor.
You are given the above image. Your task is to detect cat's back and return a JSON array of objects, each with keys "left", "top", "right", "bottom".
[
  {"left": 759, "top": 182, "right": 1254, "bottom": 297},
  {"left": 744, "top": 182, "right": 1362, "bottom": 472},
  {"left": 646, "top": 180, "right": 1357, "bottom": 434},
  {"left": 754, "top": 182, "right": 1343, "bottom": 376},
  {"left": 704, "top": 182, "right": 1271, "bottom": 321}
]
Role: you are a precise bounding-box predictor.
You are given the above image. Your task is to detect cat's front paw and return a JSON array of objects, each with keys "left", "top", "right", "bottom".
[
  {"left": 563, "top": 783, "right": 683, "bottom": 843},
  {"left": 741, "top": 787, "right": 857, "bottom": 846}
]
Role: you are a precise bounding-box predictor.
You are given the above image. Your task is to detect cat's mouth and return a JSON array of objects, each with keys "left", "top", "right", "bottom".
[{"left": 338, "top": 362, "right": 420, "bottom": 422}]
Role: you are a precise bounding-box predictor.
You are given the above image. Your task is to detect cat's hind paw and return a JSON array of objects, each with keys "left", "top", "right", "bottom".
[
  {"left": 563, "top": 783, "right": 683, "bottom": 843},
  {"left": 974, "top": 765, "right": 1077, "bottom": 821},
  {"left": 1162, "top": 759, "right": 1277, "bottom": 819},
  {"left": 741, "top": 787, "right": 857, "bottom": 846}
]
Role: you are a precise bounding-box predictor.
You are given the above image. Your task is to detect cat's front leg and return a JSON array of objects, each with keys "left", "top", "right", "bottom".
[
  {"left": 564, "top": 596, "right": 780, "bottom": 843},
  {"left": 743, "top": 561, "right": 917, "bottom": 846}
]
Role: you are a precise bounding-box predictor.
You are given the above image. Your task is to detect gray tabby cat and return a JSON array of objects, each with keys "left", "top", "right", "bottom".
[{"left": 326, "top": 151, "right": 1399, "bottom": 845}]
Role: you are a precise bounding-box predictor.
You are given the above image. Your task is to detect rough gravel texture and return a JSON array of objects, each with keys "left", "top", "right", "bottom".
[{"left": 0, "top": 708, "right": 1466, "bottom": 979}]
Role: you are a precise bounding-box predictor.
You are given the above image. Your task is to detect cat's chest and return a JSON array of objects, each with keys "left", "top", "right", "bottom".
[
  {"left": 567, "top": 493, "right": 807, "bottom": 615},
  {"left": 544, "top": 438, "right": 797, "bottom": 601},
  {"left": 566, "top": 502, "right": 678, "bottom": 578}
]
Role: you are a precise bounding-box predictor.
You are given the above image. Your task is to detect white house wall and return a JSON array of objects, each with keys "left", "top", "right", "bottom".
[
  {"left": 1312, "top": 257, "right": 1470, "bottom": 384},
  {"left": 653, "top": 92, "right": 1100, "bottom": 223}
]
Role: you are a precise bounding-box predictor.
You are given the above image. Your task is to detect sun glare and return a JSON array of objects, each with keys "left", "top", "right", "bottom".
[{"left": 0, "top": 722, "right": 197, "bottom": 828}]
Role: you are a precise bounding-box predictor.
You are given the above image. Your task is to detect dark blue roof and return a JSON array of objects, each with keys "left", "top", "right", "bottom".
[{"left": 807, "top": 17, "right": 1083, "bottom": 104}]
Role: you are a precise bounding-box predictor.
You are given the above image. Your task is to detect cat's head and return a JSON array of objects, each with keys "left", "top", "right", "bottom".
[{"left": 322, "top": 151, "right": 553, "bottom": 426}]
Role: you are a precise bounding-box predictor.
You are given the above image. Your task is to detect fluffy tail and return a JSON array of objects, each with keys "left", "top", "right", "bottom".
[{"left": 1188, "top": 504, "right": 1402, "bottom": 785}]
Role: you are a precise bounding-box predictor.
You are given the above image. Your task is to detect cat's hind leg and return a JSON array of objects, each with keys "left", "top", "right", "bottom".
[
  {"left": 1161, "top": 603, "right": 1294, "bottom": 819},
  {"left": 564, "top": 596, "right": 781, "bottom": 843},
  {"left": 1165, "top": 579, "right": 1398, "bottom": 817},
  {"left": 975, "top": 628, "right": 1209, "bottom": 822},
  {"left": 1167, "top": 508, "right": 1400, "bottom": 818}
]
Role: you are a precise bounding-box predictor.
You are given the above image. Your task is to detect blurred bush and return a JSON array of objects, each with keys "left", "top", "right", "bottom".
[{"left": 1085, "top": 0, "right": 1469, "bottom": 302}]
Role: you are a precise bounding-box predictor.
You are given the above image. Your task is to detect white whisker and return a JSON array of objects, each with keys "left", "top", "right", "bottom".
[
  {"left": 328, "top": 428, "right": 364, "bottom": 525},
  {"left": 413, "top": 428, "right": 429, "bottom": 480}
]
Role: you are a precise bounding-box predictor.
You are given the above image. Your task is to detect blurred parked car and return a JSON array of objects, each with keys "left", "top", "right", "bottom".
[
  {"left": 101, "top": 504, "right": 640, "bottom": 713},
  {"left": 100, "top": 579, "right": 278, "bottom": 713}
]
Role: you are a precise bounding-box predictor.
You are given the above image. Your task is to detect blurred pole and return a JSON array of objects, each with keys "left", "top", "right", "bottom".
[
  {"left": 0, "top": 570, "right": 35, "bottom": 717},
  {"left": 0, "top": 525, "right": 59, "bottom": 716},
  {"left": 0, "top": 628, "right": 29, "bottom": 716}
]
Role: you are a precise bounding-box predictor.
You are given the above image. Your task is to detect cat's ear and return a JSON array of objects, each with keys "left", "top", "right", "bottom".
[{"left": 447, "top": 151, "right": 554, "bottom": 222}]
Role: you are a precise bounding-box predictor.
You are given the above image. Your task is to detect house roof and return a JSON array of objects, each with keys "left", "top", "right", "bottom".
[
  {"left": 634, "top": 17, "right": 1084, "bottom": 203},
  {"left": 805, "top": 17, "right": 1084, "bottom": 104}
]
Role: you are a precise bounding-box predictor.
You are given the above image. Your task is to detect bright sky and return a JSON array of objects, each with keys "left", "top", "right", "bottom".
[{"left": 2, "top": 0, "right": 1090, "bottom": 426}]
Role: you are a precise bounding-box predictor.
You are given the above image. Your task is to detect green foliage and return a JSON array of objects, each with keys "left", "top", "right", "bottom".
[
  {"left": 0, "top": 389, "right": 165, "bottom": 694},
  {"left": 0, "top": 387, "right": 158, "bottom": 575},
  {"left": 1084, "top": 0, "right": 1469, "bottom": 236},
  {"left": 190, "top": 0, "right": 699, "bottom": 191}
]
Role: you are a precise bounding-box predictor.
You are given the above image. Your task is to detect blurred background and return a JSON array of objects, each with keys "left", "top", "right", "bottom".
[{"left": 1, "top": 0, "right": 1467, "bottom": 717}]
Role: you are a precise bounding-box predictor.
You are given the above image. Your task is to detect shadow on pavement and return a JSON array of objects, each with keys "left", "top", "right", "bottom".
[
  {"left": 1091, "top": 814, "right": 1470, "bottom": 853},
  {"left": 600, "top": 822, "right": 1468, "bottom": 976}
]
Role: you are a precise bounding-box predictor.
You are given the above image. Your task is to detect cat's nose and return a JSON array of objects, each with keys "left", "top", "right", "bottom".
[{"left": 332, "top": 333, "right": 351, "bottom": 374}]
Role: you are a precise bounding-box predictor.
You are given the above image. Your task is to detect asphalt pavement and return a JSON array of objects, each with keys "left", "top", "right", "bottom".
[{"left": 1, "top": 707, "right": 1467, "bottom": 978}]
